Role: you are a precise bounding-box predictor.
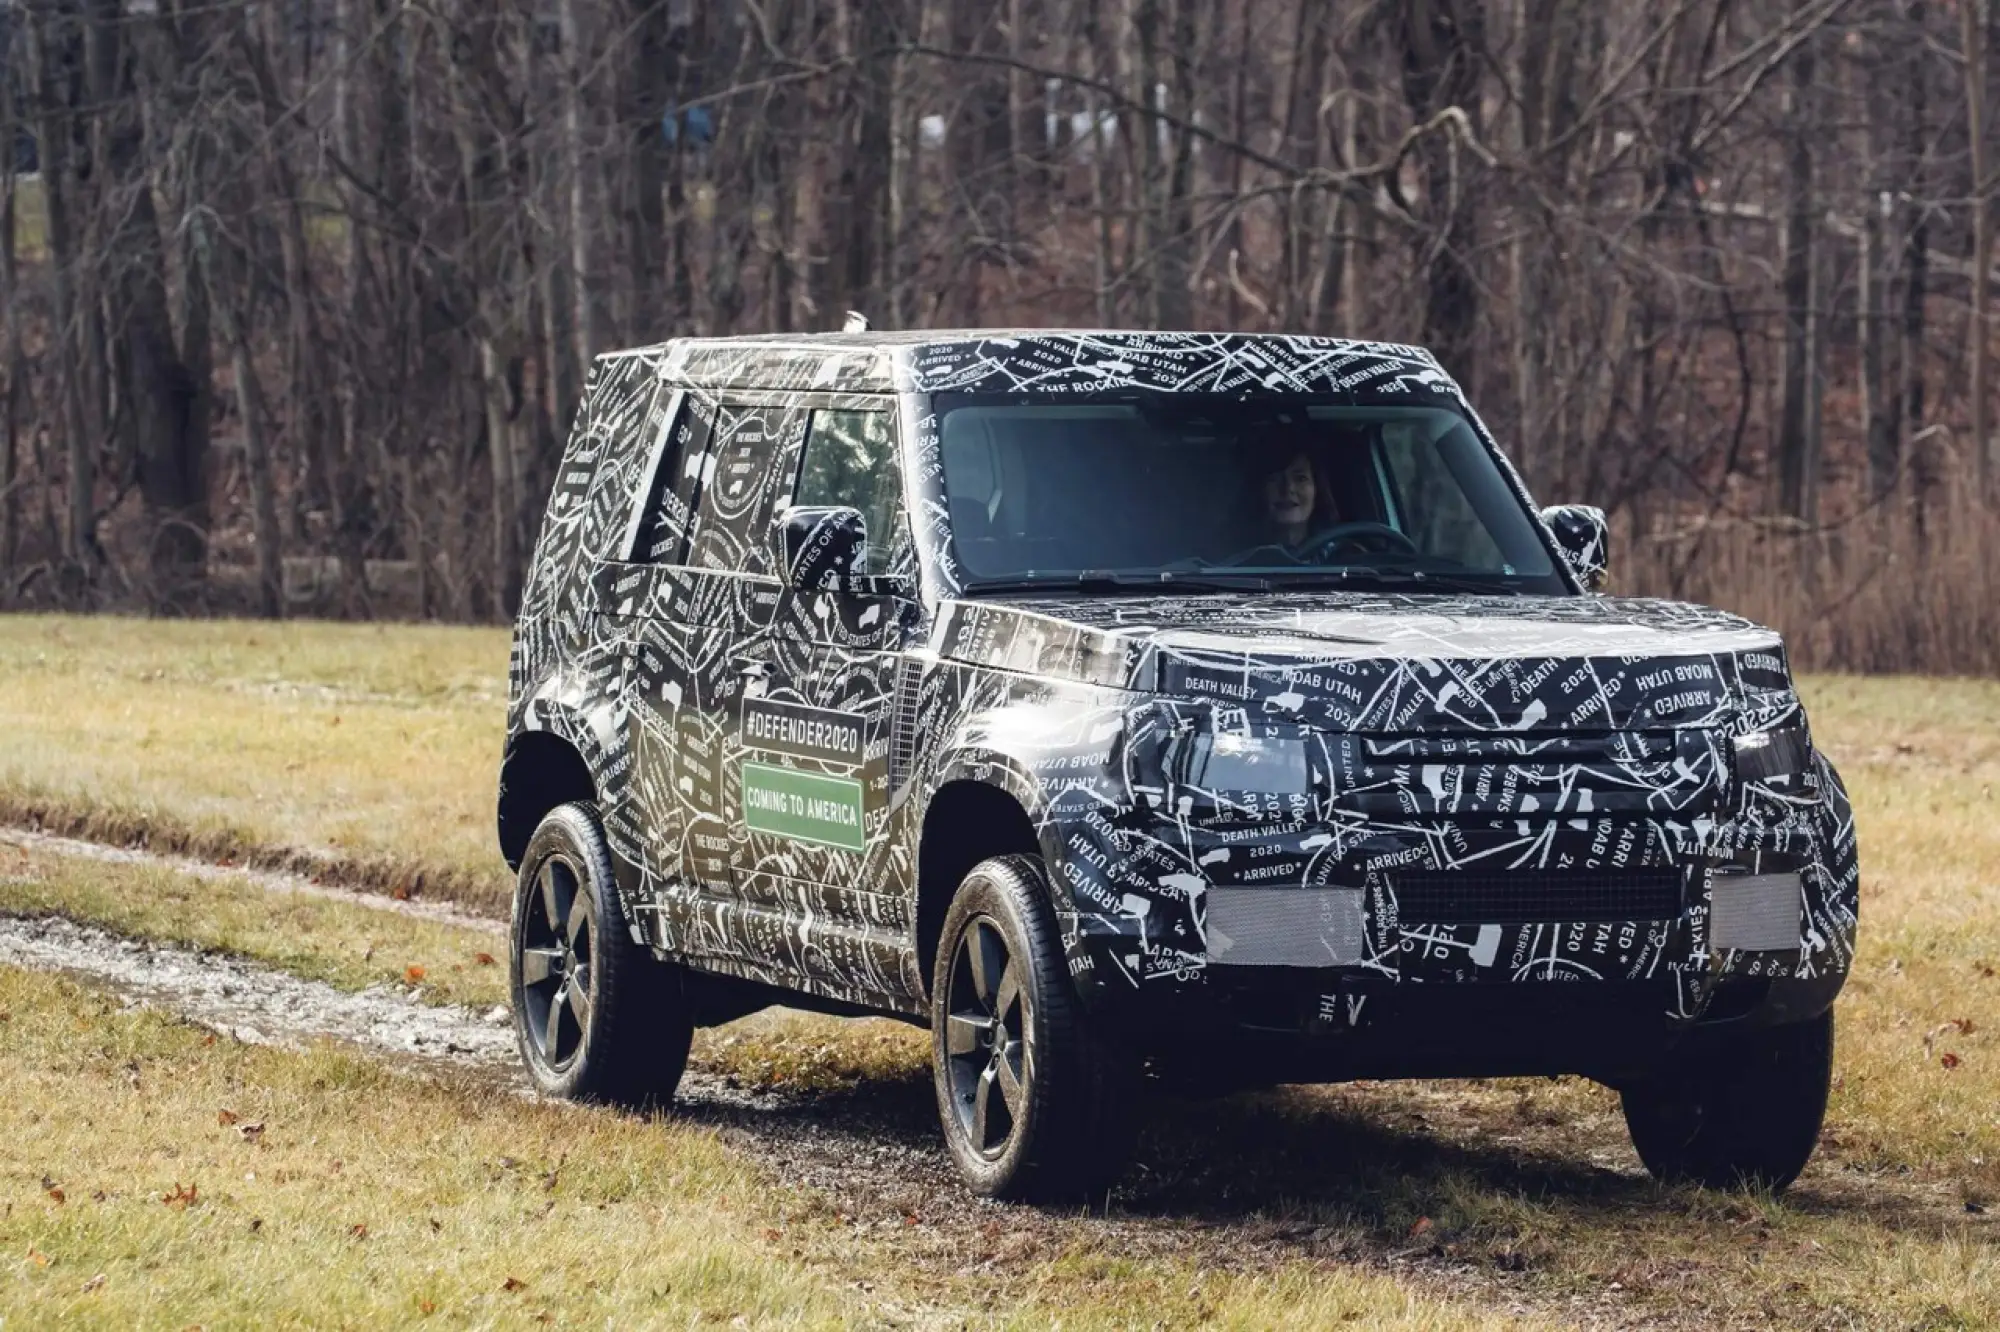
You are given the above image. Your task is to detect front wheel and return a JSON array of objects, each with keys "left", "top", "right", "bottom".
[
  {"left": 1621, "top": 1010, "right": 1834, "bottom": 1192},
  {"left": 930, "top": 855, "right": 1138, "bottom": 1201},
  {"left": 509, "top": 802, "right": 692, "bottom": 1108}
]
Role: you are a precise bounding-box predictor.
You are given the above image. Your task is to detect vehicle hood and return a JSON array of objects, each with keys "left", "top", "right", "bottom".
[{"left": 928, "top": 592, "right": 1795, "bottom": 731}]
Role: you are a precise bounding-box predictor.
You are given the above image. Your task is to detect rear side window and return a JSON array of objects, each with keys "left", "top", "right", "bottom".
[
  {"left": 631, "top": 396, "right": 713, "bottom": 565},
  {"left": 793, "top": 409, "right": 905, "bottom": 575},
  {"left": 685, "top": 401, "right": 801, "bottom": 576}
]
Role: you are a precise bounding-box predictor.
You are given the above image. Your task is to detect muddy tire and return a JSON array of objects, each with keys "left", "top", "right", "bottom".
[
  {"left": 510, "top": 802, "right": 691, "bottom": 1108},
  {"left": 930, "top": 855, "right": 1138, "bottom": 1202},
  {"left": 1621, "top": 1009, "right": 1834, "bottom": 1193}
]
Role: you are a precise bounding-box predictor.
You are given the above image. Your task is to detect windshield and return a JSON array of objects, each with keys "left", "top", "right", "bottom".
[{"left": 936, "top": 394, "right": 1567, "bottom": 595}]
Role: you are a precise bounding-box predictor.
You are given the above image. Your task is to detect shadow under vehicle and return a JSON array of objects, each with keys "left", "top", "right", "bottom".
[{"left": 498, "top": 331, "right": 1859, "bottom": 1201}]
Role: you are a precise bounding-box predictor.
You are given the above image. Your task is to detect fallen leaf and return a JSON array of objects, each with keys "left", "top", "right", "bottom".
[
  {"left": 502, "top": 1277, "right": 527, "bottom": 1293},
  {"left": 1942, "top": 1052, "right": 1962, "bottom": 1069},
  {"left": 350, "top": 1223, "right": 369, "bottom": 1240},
  {"left": 27, "top": 1247, "right": 49, "bottom": 1267},
  {"left": 418, "top": 1299, "right": 437, "bottom": 1316},
  {"left": 217, "top": 1109, "right": 240, "bottom": 1127},
  {"left": 161, "top": 1182, "right": 198, "bottom": 1209},
  {"left": 80, "top": 1273, "right": 104, "bottom": 1293},
  {"left": 474, "top": 952, "right": 497, "bottom": 966},
  {"left": 1408, "top": 1216, "right": 1433, "bottom": 1237},
  {"left": 404, "top": 965, "right": 427, "bottom": 984},
  {"left": 201, "top": 1033, "right": 216, "bottom": 1047},
  {"left": 44, "top": 1185, "right": 64, "bottom": 1205}
]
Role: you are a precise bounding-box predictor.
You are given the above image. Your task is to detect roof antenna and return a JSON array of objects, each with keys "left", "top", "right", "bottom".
[{"left": 842, "top": 310, "right": 871, "bottom": 333}]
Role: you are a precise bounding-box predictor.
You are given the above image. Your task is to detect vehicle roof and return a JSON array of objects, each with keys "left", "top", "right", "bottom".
[{"left": 601, "top": 329, "right": 1456, "bottom": 399}]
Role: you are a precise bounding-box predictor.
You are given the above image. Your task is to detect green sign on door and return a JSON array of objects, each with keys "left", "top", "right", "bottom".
[{"left": 740, "top": 762, "right": 867, "bottom": 852}]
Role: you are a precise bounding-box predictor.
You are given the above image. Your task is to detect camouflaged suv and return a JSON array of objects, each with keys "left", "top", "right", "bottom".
[{"left": 500, "top": 330, "right": 1858, "bottom": 1200}]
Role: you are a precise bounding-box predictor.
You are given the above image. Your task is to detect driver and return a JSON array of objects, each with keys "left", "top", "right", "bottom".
[{"left": 1258, "top": 447, "right": 1339, "bottom": 555}]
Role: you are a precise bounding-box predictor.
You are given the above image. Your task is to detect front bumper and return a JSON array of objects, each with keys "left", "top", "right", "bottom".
[{"left": 1045, "top": 751, "right": 1859, "bottom": 1081}]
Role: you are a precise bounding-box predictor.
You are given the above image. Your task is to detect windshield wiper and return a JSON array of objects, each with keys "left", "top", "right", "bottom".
[
  {"left": 959, "top": 569, "right": 1275, "bottom": 595},
  {"left": 1275, "top": 564, "right": 1527, "bottom": 597}
]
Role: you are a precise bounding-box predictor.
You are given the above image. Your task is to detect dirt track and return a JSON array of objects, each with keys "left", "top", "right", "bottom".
[{"left": 3, "top": 833, "right": 1987, "bottom": 1330}]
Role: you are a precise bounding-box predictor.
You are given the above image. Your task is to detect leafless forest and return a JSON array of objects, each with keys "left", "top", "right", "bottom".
[{"left": 0, "top": 0, "right": 1995, "bottom": 671}]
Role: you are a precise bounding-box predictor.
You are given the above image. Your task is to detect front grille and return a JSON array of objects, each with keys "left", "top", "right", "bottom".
[{"left": 1393, "top": 868, "right": 1682, "bottom": 925}]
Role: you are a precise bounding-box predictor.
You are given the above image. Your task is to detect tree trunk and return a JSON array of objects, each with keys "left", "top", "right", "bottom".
[
  {"left": 1397, "top": 0, "right": 1486, "bottom": 384},
  {"left": 1904, "top": 0, "right": 1933, "bottom": 517},
  {"left": 1967, "top": 0, "right": 1994, "bottom": 496},
  {"left": 1777, "top": 24, "right": 1819, "bottom": 522},
  {"left": 90, "top": 0, "right": 210, "bottom": 595}
]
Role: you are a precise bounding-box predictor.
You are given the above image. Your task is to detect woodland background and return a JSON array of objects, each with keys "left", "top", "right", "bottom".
[{"left": 0, "top": 0, "right": 1996, "bottom": 673}]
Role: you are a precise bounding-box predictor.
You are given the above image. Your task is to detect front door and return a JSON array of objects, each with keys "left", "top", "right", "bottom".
[{"left": 726, "top": 399, "right": 921, "bottom": 999}]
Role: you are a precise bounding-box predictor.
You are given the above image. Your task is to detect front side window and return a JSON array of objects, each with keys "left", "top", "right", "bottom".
[
  {"left": 935, "top": 394, "right": 1564, "bottom": 595},
  {"left": 794, "top": 408, "right": 905, "bottom": 575}
]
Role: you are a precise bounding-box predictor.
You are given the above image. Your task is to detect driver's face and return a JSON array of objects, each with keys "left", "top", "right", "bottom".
[{"left": 1264, "top": 453, "right": 1317, "bottom": 528}]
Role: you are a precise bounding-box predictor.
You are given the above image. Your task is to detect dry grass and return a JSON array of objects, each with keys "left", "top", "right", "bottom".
[
  {"left": 2, "top": 614, "right": 2000, "bottom": 1325},
  {"left": 1620, "top": 487, "right": 2000, "bottom": 676},
  {"left": 0, "top": 614, "right": 511, "bottom": 910},
  {"left": 0, "top": 964, "right": 1519, "bottom": 1330}
]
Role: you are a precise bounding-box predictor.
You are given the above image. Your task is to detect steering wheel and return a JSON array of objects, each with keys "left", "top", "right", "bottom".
[
  {"left": 1220, "top": 521, "right": 1419, "bottom": 567},
  {"left": 1296, "top": 521, "right": 1419, "bottom": 561}
]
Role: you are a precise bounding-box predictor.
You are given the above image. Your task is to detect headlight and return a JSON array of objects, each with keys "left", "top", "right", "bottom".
[
  {"left": 1174, "top": 725, "right": 1313, "bottom": 795},
  {"left": 1732, "top": 723, "right": 1816, "bottom": 788}
]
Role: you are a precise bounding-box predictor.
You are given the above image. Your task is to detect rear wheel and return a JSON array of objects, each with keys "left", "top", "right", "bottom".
[
  {"left": 1621, "top": 1010, "right": 1834, "bottom": 1192},
  {"left": 930, "top": 855, "right": 1137, "bottom": 1201},
  {"left": 510, "top": 802, "right": 691, "bottom": 1108}
]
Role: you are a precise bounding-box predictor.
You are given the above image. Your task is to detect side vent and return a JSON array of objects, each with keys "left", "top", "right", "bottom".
[{"left": 887, "top": 656, "right": 925, "bottom": 794}]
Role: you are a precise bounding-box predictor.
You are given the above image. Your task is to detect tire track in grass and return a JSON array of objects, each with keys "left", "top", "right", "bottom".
[{"left": 0, "top": 826, "right": 502, "bottom": 932}]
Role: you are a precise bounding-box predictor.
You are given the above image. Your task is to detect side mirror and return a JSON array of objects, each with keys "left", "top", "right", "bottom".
[
  {"left": 1540, "top": 504, "right": 1610, "bottom": 591},
  {"left": 776, "top": 505, "right": 913, "bottom": 598},
  {"left": 780, "top": 505, "right": 869, "bottom": 592}
]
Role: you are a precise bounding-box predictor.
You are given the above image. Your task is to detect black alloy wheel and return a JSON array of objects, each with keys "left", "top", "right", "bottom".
[
  {"left": 509, "top": 801, "right": 691, "bottom": 1107},
  {"left": 517, "top": 851, "right": 596, "bottom": 1072},
  {"left": 943, "top": 916, "right": 1029, "bottom": 1158},
  {"left": 1621, "top": 1009, "right": 1834, "bottom": 1193},
  {"left": 930, "top": 855, "right": 1138, "bottom": 1201}
]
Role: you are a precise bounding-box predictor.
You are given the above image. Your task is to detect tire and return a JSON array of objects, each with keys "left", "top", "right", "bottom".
[
  {"left": 509, "top": 802, "right": 692, "bottom": 1108},
  {"left": 1621, "top": 1009, "right": 1834, "bottom": 1193},
  {"left": 930, "top": 854, "right": 1138, "bottom": 1202}
]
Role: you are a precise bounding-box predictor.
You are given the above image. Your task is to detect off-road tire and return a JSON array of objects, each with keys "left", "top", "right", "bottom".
[
  {"left": 1621, "top": 1009, "right": 1834, "bottom": 1193},
  {"left": 509, "top": 801, "right": 692, "bottom": 1108},
  {"left": 930, "top": 854, "right": 1138, "bottom": 1201}
]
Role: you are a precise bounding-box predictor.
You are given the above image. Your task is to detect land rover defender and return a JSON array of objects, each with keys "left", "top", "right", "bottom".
[{"left": 500, "top": 331, "right": 1857, "bottom": 1200}]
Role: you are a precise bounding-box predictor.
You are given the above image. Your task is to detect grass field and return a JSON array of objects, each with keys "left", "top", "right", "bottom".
[{"left": 2, "top": 613, "right": 1999, "bottom": 1327}]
